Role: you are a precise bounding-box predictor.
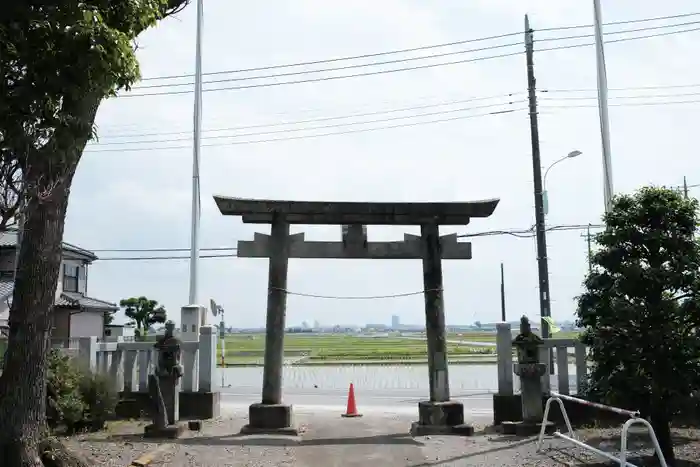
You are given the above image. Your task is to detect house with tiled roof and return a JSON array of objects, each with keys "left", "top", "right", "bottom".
[{"left": 0, "top": 230, "right": 117, "bottom": 339}]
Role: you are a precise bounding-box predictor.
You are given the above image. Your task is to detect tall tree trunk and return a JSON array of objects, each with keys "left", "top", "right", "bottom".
[
  {"left": 0, "top": 173, "right": 71, "bottom": 466},
  {"left": 650, "top": 403, "right": 676, "bottom": 467},
  {"left": 0, "top": 94, "right": 101, "bottom": 466}
]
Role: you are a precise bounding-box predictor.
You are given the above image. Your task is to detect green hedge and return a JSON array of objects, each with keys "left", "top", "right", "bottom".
[{"left": 47, "top": 349, "right": 118, "bottom": 433}]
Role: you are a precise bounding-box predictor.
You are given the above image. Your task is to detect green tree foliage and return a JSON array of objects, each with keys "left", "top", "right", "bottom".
[
  {"left": 577, "top": 187, "right": 700, "bottom": 465},
  {"left": 120, "top": 296, "right": 167, "bottom": 333},
  {"left": 0, "top": 2, "right": 189, "bottom": 465}
]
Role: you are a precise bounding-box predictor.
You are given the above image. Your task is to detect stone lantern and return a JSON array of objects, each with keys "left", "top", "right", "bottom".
[{"left": 502, "top": 316, "right": 554, "bottom": 435}]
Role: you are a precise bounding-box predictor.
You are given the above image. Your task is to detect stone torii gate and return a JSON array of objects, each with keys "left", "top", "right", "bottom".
[{"left": 214, "top": 196, "right": 499, "bottom": 435}]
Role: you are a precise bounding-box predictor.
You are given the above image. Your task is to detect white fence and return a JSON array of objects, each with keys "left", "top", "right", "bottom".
[
  {"left": 74, "top": 325, "right": 217, "bottom": 393},
  {"left": 496, "top": 322, "right": 588, "bottom": 395}
]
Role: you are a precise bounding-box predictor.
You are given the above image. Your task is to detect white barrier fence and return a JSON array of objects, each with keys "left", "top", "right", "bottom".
[
  {"left": 496, "top": 322, "right": 589, "bottom": 395},
  {"left": 73, "top": 325, "right": 217, "bottom": 393},
  {"left": 537, "top": 391, "right": 668, "bottom": 467}
]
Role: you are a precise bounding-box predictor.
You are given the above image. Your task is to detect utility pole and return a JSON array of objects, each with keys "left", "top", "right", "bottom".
[
  {"left": 500, "top": 262, "right": 506, "bottom": 322},
  {"left": 582, "top": 224, "right": 593, "bottom": 274},
  {"left": 683, "top": 176, "right": 689, "bottom": 199},
  {"left": 188, "top": 0, "right": 204, "bottom": 306},
  {"left": 593, "top": 0, "right": 614, "bottom": 212},
  {"left": 524, "top": 15, "right": 552, "bottom": 340}
]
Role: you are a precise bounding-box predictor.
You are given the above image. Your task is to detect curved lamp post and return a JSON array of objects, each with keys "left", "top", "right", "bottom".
[{"left": 543, "top": 150, "right": 583, "bottom": 216}]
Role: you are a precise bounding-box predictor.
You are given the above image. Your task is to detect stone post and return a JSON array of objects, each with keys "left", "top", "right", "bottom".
[
  {"left": 198, "top": 325, "right": 217, "bottom": 392},
  {"left": 242, "top": 214, "right": 297, "bottom": 435},
  {"left": 502, "top": 316, "right": 554, "bottom": 436},
  {"left": 411, "top": 222, "right": 473, "bottom": 437},
  {"left": 77, "top": 336, "right": 97, "bottom": 373}
]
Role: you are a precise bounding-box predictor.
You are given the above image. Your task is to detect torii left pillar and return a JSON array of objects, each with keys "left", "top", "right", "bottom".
[{"left": 240, "top": 215, "right": 298, "bottom": 435}]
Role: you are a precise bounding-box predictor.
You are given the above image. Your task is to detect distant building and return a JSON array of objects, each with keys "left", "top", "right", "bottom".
[
  {"left": 104, "top": 324, "right": 136, "bottom": 340},
  {"left": 391, "top": 315, "right": 400, "bottom": 329}
]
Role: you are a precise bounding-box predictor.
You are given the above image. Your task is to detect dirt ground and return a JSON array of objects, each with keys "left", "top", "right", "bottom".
[{"left": 65, "top": 414, "right": 700, "bottom": 467}]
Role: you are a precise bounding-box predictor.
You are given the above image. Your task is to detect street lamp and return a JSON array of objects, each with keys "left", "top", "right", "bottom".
[{"left": 542, "top": 150, "right": 583, "bottom": 216}]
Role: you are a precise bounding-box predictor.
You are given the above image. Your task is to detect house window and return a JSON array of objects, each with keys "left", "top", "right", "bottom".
[{"left": 63, "top": 264, "right": 79, "bottom": 292}]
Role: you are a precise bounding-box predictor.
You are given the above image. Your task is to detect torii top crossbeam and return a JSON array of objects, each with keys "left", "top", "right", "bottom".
[{"left": 213, "top": 196, "right": 500, "bottom": 225}]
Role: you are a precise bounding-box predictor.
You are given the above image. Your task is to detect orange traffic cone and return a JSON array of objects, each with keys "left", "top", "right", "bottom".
[{"left": 341, "top": 383, "right": 362, "bottom": 418}]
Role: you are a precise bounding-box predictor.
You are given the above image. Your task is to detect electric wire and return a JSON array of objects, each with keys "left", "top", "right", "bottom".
[
  {"left": 542, "top": 83, "right": 700, "bottom": 93},
  {"left": 84, "top": 106, "right": 527, "bottom": 153},
  {"left": 539, "top": 91, "right": 700, "bottom": 101},
  {"left": 96, "top": 83, "right": 700, "bottom": 135},
  {"left": 95, "top": 224, "right": 604, "bottom": 260},
  {"left": 273, "top": 288, "right": 441, "bottom": 300},
  {"left": 118, "top": 50, "right": 526, "bottom": 98},
  {"left": 133, "top": 40, "right": 526, "bottom": 90},
  {"left": 87, "top": 89, "right": 700, "bottom": 152},
  {"left": 542, "top": 98, "right": 700, "bottom": 109},
  {"left": 138, "top": 11, "right": 700, "bottom": 82},
  {"left": 99, "top": 92, "right": 525, "bottom": 140},
  {"left": 118, "top": 21, "right": 700, "bottom": 98},
  {"left": 534, "top": 24, "right": 700, "bottom": 55},
  {"left": 96, "top": 88, "right": 700, "bottom": 144},
  {"left": 131, "top": 18, "right": 700, "bottom": 93},
  {"left": 92, "top": 99, "right": 527, "bottom": 146}
]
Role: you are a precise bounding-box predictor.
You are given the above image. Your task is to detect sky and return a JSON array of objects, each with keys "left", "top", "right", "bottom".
[{"left": 66, "top": 0, "right": 700, "bottom": 329}]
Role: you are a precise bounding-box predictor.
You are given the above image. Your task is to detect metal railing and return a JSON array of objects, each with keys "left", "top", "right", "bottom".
[{"left": 537, "top": 391, "right": 668, "bottom": 467}]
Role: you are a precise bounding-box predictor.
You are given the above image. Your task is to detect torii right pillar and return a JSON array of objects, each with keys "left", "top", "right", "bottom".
[{"left": 411, "top": 222, "right": 475, "bottom": 436}]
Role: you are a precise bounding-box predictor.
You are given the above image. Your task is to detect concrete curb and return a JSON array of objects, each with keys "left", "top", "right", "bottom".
[{"left": 130, "top": 443, "right": 174, "bottom": 466}]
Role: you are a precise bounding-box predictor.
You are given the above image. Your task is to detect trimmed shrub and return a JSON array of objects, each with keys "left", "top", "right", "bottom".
[{"left": 46, "top": 349, "right": 118, "bottom": 433}]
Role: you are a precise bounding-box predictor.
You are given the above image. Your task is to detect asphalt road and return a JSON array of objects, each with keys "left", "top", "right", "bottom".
[{"left": 220, "top": 385, "right": 495, "bottom": 417}]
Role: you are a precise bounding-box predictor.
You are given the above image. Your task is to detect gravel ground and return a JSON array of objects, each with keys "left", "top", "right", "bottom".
[
  {"left": 66, "top": 415, "right": 700, "bottom": 466},
  {"left": 61, "top": 420, "right": 163, "bottom": 467}
]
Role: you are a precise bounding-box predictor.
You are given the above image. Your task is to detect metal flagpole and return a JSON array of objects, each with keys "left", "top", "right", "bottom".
[
  {"left": 188, "top": 0, "right": 204, "bottom": 305},
  {"left": 593, "top": 0, "right": 614, "bottom": 213}
]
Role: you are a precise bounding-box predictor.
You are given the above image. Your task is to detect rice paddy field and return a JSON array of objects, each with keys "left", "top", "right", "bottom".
[{"left": 215, "top": 330, "right": 579, "bottom": 366}]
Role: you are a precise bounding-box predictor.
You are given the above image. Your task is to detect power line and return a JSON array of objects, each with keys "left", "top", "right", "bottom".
[
  {"left": 533, "top": 18, "right": 700, "bottom": 45},
  {"left": 97, "top": 89, "right": 700, "bottom": 143},
  {"left": 133, "top": 40, "right": 525, "bottom": 91},
  {"left": 542, "top": 83, "right": 700, "bottom": 93},
  {"left": 138, "top": 11, "right": 700, "bottom": 82},
  {"left": 542, "top": 98, "right": 700, "bottom": 109},
  {"left": 90, "top": 99, "right": 527, "bottom": 146},
  {"left": 99, "top": 253, "right": 238, "bottom": 261},
  {"left": 97, "top": 81, "right": 700, "bottom": 136},
  {"left": 535, "top": 24, "right": 700, "bottom": 54},
  {"left": 118, "top": 50, "right": 525, "bottom": 98},
  {"left": 84, "top": 107, "right": 527, "bottom": 153},
  {"left": 540, "top": 91, "right": 700, "bottom": 101},
  {"left": 99, "top": 92, "right": 524, "bottom": 140},
  {"left": 536, "top": 11, "right": 700, "bottom": 32},
  {"left": 276, "top": 287, "right": 439, "bottom": 300},
  {"left": 140, "top": 31, "right": 524, "bottom": 81},
  {"left": 86, "top": 90, "right": 700, "bottom": 153},
  {"left": 95, "top": 224, "right": 602, "bottom": 260},
  {"left": 92, "top": 247, "right": 237, "bottom": 253},
  {"left": 117, "top": 20, "right": 700, "bottom": 98}
]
